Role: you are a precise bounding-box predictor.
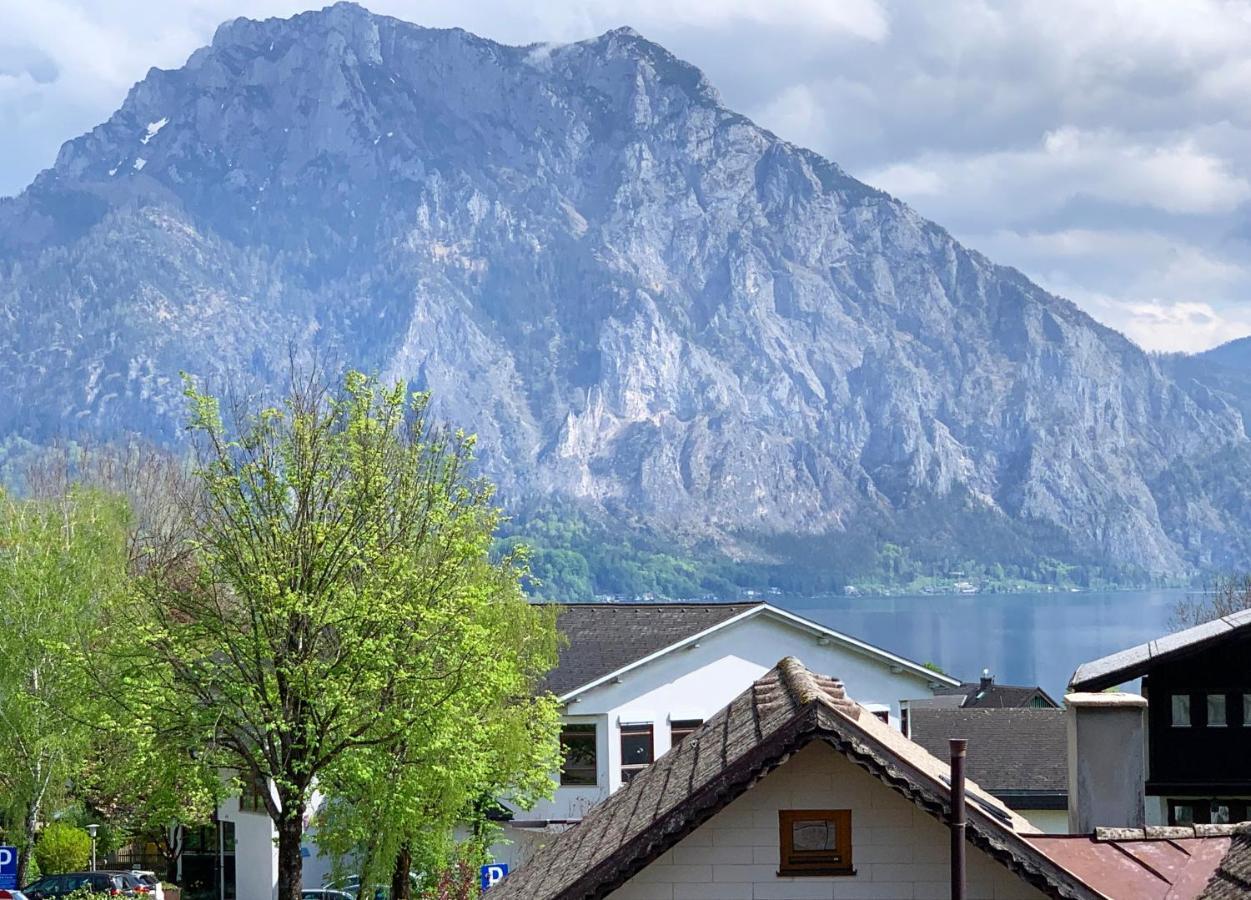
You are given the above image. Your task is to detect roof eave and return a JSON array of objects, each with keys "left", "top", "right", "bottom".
[{"left": 1069, "top": 614, "right": 1251, "bottom": 692}]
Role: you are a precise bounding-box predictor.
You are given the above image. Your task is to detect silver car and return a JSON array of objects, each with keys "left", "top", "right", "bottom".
[{"left": 126, "top": 871, "right": 164, "bottom": 900}]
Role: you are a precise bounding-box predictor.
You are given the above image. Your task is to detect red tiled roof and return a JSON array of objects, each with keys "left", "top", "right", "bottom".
[{"left": 1027, "top": 833, "right": 1232, "bottom": 899}]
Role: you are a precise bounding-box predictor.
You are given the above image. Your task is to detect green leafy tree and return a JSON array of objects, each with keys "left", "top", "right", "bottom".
[
  {"left": 0, "top": 490, "right": 129, "bottom": 884},
  {"left": 18, "top": 443, "right": 230, "bottom": 883},
  {"left": 121, "top": 371, "right": 559, "bottom": 900},
  {"left": 315, "top": 590, "right": 560, "bottom": 899},
  {"left": 33, "top": 823, "right": 91, "bottom": 875},
  {"left": 79, "top": 729, "right": 223, "bottom": 882}
]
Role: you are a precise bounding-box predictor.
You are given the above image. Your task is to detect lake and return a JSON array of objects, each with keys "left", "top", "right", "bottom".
[{"left": 779, "top": 588, "right": 1186, "bottom": 701}]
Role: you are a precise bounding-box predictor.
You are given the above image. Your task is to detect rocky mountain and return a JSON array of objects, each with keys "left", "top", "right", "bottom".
[{"left": 2, "top": 2, "right": 1250, "bottom": 578}]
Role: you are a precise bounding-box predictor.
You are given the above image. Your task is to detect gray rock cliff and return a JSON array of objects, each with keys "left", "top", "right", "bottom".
[{"left": 2, "top": 2, "right": 1248, "bottom": 575}]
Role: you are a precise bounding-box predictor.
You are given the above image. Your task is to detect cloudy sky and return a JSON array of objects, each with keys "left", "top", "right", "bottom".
[{"left": 3, "top": 0, "right": 1250, "bottom": 352}]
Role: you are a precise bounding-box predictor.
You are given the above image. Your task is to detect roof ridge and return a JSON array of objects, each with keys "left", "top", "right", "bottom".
[{"left": 777, "top": 656, "right": 860, "bottom": 719}]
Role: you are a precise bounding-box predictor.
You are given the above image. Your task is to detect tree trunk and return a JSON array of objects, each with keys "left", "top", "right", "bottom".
[
  {"left": 16, "top": 794, "right": 39, "bottom": 886},
  {"left": 276, "top": 807, "right": 305, "bottom": 900},
  {"left": 390, "top": 843, "right": 412, "bottom": 900},
  {"left": 160, "top": 825, "right": 182, "bottom": 884}
]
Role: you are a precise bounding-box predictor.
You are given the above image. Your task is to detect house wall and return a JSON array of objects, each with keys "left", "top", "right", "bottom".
[
  {"left": 520, "top": 613, "right": 946, "bottom": 826},
  {"left": 608, "top": 742, "right": 1049, "bottom": 900},
  {"left": 1015, "top": 808, "right": 1067, "bottom": 834},
  {"left": 1142, "top": 636, "right": 1251, "bottom": 795},
  {"left": 216, "top": 791, "right": 277, "bottom": 900}
]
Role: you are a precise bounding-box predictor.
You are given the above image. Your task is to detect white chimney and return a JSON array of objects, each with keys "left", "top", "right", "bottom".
[{"left": 1066, "top": 692, "right": 1147, "bottom": 834}]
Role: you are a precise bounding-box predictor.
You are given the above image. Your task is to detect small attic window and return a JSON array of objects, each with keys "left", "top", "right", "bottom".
[
  {"left": 778, "top": 810, "right": 853, "bottom": 876},
  {"left": 1171, "top": 694, "right": 1191, "bottom": 727}
]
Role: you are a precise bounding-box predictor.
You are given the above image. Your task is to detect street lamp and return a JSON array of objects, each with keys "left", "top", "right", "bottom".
[{"left": 86, "top": 824, "right": 98, "bottom": 871}]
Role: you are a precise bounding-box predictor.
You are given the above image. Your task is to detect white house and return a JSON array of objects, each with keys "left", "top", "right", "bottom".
[
  {"left": 493, "top": 601, "right": 961, "bottom": 870},
  {"left": 184, "top": 773, "right": 335, "bottom": 900}
]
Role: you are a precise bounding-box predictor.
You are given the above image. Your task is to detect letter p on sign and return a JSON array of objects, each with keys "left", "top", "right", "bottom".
[
  {"left": 480, "top": 863, "right": 508, "bottom": 890},
  {"left": 0, "top": 845, "right": 17, "bottom": 890}
]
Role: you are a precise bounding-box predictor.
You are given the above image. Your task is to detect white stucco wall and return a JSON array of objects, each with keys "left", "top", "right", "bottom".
[
  {"left": 608, "top": 742, "right": 1049, "bottom": 900},
  {"left": 216, "top": 791, "right": 277, "bottom": 900},
  {"left": 517, "top": 611, "right": 947, "bottom": 827}
]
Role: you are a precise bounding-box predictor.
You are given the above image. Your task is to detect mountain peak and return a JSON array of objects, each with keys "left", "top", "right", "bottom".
[{"left": 2, "top": 5, "right": 1249, "bottom": 580}]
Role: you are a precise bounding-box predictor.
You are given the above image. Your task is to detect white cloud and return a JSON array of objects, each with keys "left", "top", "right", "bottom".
[
  {"left": 1107, "top": 300, "right": 1251, "bottom": 354},
  {"left": 869, "top": 127, "right": 1251, "bottom": 222},
  {"left": 597, "top": 0, "right": 888, "bottom": 39}
]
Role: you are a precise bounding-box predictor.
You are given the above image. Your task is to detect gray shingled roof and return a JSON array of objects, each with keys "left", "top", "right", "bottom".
[
  {"left": 494, "top": 658, "right": 1099, "bottom": 900},
  {"left": 933, "top": 680, "right": 1059, "bottom": 708},
  {"left": 1069, "top": 608, "right": 1251, "bottom": 692},
  {"left": 541, "top": 602, "right": 760, "bottom": 697},
  {"left": 1200, "top": 825, "right": 1251, "bottom": 899},
  {"left": 909, "top": 708, "right": 1067, "bottom": 803}
]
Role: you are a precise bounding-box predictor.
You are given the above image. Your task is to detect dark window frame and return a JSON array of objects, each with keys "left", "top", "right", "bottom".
[
  {"left": 669, "top": 719, "right": 703, "bottom": 746},
  {"left": 239, "top": 773, "right": 269, "bottom": 814},
  {"left": 559, "top": 723, "right": 599, "bottom": 786},
  {"left": 620, "top": 724, "right": 654, "bottom": 783},
  {"left": 778, "top": 809, "right": 854, "bottom": 876}
]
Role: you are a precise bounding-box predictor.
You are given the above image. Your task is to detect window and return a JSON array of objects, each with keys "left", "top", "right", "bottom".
[
  {"left": 620, "top": 724, "right": 654, "bottom": 783},
  {"left": 1171, "top": 694, "right": 1191, "bottom": 727},
  {"left": 1208, "top": 694, "right": 1227, "bottom": 727},
  {"left": 871, "top": 710, "right": 890, "bottom": 724},
  {"left": 669, "top": 719, "right": 702, "bottom": 746},
  {"left": 1167, "top": 799, "right": 1251, "bottom": 826},
  {"left": 1170, "top": 802, "right": 1198, "bottom": 826},
  {"left": 1029, "top": 696, "right": 1051, "bottom": 708},
  {"left": 779, "top": 810, "right": 853, "bottom": 876},
  {"left": 239, "top": 773, "right": 269, "bottom": 813},
  {"left": 559, "top": 723, "right": 598, "bottom": 786},
  {"left": 1244, "top": 694, "right": 1251, "bottom": 726}
]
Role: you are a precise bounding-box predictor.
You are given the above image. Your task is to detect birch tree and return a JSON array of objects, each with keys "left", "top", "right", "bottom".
[{"left": 0, "top": 490, "right": 129, "bottom": 884}]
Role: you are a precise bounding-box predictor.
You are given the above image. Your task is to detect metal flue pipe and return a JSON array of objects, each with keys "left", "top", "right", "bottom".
[{"left": 950, "top": 738, "right": 967, "bottom": 900}]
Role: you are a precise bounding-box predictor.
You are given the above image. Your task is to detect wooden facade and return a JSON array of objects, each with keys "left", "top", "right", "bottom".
[{"left": 1143, "top": 631, "right": 1251, "bottom": 822}]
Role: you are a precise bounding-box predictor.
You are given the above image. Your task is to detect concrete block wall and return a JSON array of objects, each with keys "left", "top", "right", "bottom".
[{"left": 609, "top": 742, "right": 1047, "bottom": 900}]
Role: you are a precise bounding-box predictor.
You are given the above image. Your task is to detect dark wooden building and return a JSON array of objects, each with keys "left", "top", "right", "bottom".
[{"left": 1070, "top": 608, "right": 1251, "bottom": 827}]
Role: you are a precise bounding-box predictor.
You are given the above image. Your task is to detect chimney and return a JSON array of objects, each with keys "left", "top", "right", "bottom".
[
  {"left": 979, "top": 668, "right": 993, "bottom": 690},
  {"left": 949, "top": 739, "right": 967, "bottom": 900},
  {"left": 1065, "top": 692, "right": 1147, "bottom": 834}
]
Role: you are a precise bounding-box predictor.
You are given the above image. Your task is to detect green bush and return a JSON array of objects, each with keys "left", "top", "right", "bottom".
[{"left": 33, "top": 823, "right": 91, "bottom": 875}]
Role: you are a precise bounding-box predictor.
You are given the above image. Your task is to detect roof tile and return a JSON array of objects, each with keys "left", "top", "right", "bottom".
[
  {"left": 908, "top": 708, "right": 1066, "bottom": 796},
  {"left": 541, "top": 602, "right": 760, "bottom": 696}
]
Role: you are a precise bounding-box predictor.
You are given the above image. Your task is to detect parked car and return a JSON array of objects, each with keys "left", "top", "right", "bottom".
[
  {"left": 0, "top": 888, "right": 30, "bottom": 900},
  {"left": 320, "top": 878, "right": 388, "bottom": 900},
  {"left": 122, "top": 871, "right": 163, "bottom": 900},
  {"left": 22, "top": 872, "right": 137, "bottom": 897},
  {"left": 301, "top": 891, "right": 355, "bottom": 900},
  {"left": 101, "top": 873, "right": 150, "bottom": 896}
]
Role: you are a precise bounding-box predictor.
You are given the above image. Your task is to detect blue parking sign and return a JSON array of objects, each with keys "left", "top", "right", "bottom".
[
  {"left": 0, "top": 845, "right": 17, "bottom": 890},
  {"left": 480, "top": 863, "right": 508, "bottom": 890}
]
